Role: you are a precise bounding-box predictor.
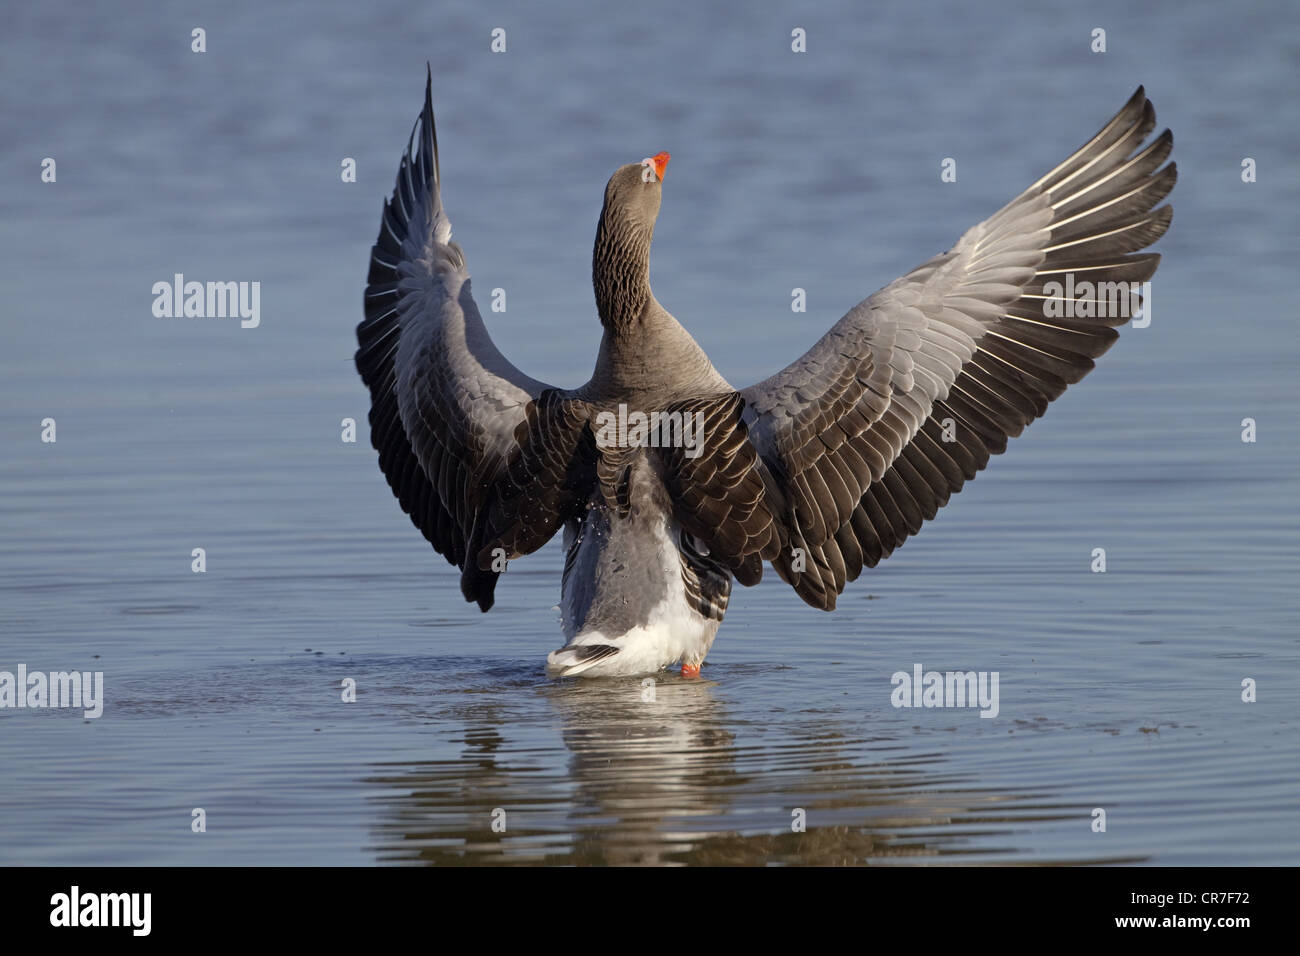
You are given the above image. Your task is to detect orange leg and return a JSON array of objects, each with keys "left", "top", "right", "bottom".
[{"left": 681, "top": 662, "right": 701, "bottom": 678}]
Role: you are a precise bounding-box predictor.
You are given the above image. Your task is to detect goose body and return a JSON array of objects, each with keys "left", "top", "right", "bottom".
[{"left": 356, "top": 70, "right": 1174, "bottom": 678}]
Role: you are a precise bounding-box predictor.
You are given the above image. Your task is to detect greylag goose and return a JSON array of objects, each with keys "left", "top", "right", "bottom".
[{"left": 356, "top": 69, "right": 1174, "bottom": 678}]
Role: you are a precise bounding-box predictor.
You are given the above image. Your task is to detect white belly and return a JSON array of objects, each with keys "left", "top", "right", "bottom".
[{"left": 548, "top": 511, "right": 719, "bottom": 677}]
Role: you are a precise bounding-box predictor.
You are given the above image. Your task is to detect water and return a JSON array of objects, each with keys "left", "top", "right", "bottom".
[{"left": 2, "top": 0, "right": 1298, "bottom": 865}]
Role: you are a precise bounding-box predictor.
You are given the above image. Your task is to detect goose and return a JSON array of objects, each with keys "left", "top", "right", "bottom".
[{"left": 355, "top": 69, "right": 1174, "bottom": 678}]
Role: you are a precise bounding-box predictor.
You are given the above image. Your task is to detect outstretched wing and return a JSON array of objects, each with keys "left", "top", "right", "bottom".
[
  {"left": 740, "top": 87, "right": 1175, "bottom": 609},
  {"left": 355, "top": 68, "right": 590, "bottom": 611},
  {"left": 653, "top": 392, "right": 783, "bottom": 586}
]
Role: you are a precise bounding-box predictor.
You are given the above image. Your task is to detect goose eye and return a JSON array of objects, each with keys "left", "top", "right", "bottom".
[{"left": 640, "top": 161, "right": 657, "bottom": 183}]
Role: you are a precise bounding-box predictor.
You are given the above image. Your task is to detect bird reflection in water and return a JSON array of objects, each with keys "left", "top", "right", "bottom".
[{"left": 361, "top": 666, "right": 1096, "bottom": 865}]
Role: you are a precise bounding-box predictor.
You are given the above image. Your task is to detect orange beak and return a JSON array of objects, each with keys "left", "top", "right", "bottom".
[{"left": 651, "top": 151, "right": 671, "bottom": 181}]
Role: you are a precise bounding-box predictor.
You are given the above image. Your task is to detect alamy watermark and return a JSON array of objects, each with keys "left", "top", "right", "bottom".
[
  {"left": 593, "top": 403, "right": 704, "bottom": 458},
  {"left": 151, "top": 274, "right": 260, "bottom": 328},
  {"left": 891, "top": 663, "right": 999, "bottom": 718},
  {"left": 0, "top": 664, "right": 104, "bottom": 718},
  {"left": 50, "top": 886, "right": 150, "bottom": 936},
  {"left": 1041, "top": 274, "right": 1153, "bottom": 328}
]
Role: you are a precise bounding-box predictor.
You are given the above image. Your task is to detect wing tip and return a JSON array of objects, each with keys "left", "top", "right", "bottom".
[{"left": 422, "top": 65, "right": 439, "bottom": 188}]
